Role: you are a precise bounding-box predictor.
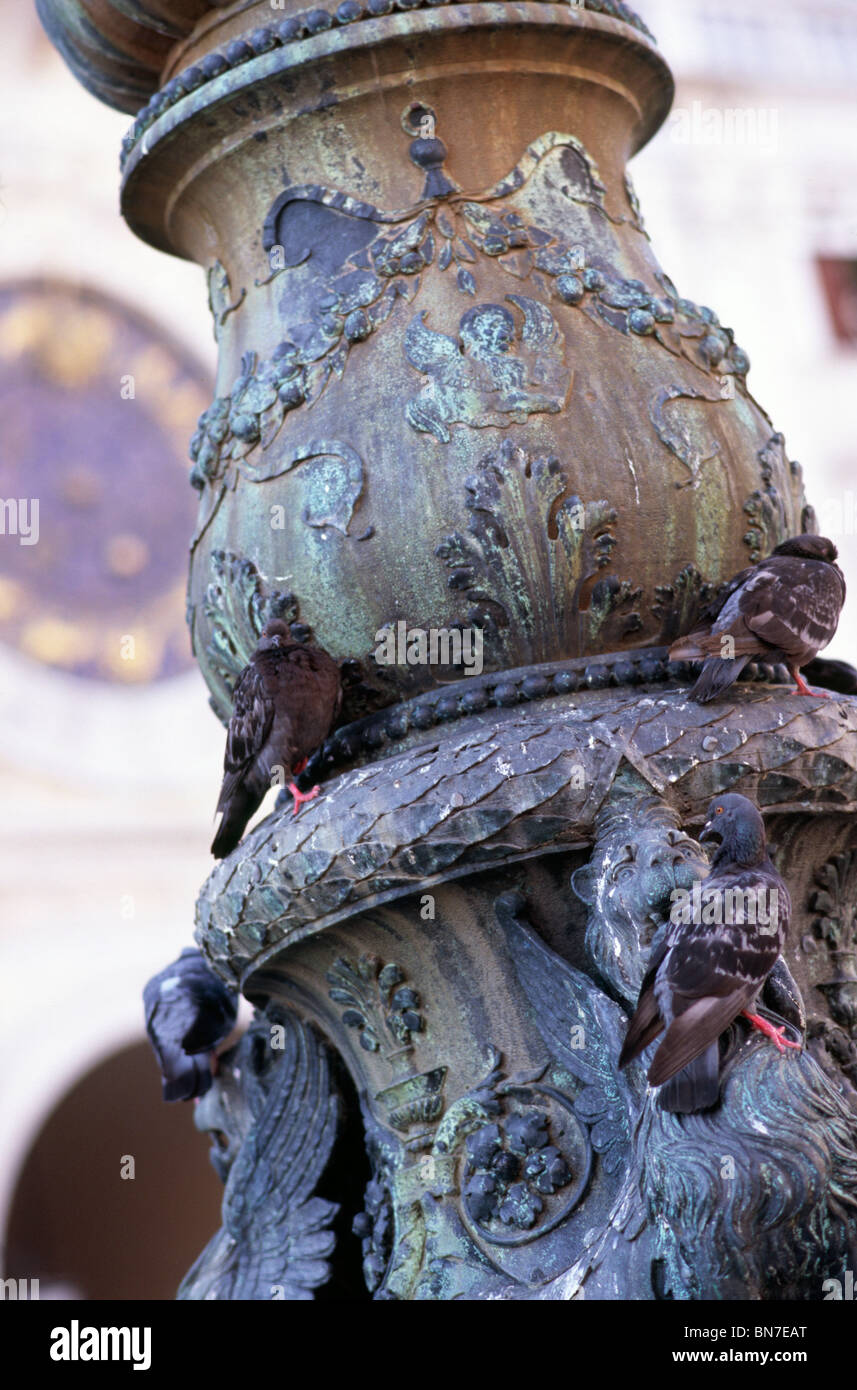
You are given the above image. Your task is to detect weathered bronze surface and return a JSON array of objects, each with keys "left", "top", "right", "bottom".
[{"left": 41, "top": 0, "right": 857, "bottom": 1299}]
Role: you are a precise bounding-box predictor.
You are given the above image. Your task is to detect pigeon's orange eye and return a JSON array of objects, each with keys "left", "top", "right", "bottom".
[{"left": 715, "top": 806, "right": 724, "bottom": 814}]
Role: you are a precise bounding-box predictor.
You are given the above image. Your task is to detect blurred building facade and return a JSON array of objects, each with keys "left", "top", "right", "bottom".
[
  {"left": 0, "top": 0, "right": 855, "bottom": 1296},
  {"left": 633, "top": 0, "right": 857, "bottom": 656},
  {"left": 0, "top": 9, "right": 224, "bottom": 1297}
]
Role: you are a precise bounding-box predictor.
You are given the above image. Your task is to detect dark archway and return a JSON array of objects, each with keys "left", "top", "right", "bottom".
[{"left": 4, "top": 1040, "right": 222, "bottom": 1300}]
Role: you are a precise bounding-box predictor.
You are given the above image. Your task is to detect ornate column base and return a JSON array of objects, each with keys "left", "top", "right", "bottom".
[{"left": 188, "top": 672, "right": 857, "bottom": 1299}]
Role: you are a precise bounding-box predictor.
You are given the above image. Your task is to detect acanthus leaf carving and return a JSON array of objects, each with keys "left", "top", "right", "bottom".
[
  {"left": 652, "top": 564, "right": 720, "bottom": 645},
  {"left": 327, "top": 953, "right": 425, "bottom": 1057},
  {"left": 197, "top": 550, "right": 311, "bottom": 722},
  {"left": 742, "top": 432, "right": 812, "bottom": 563},
  {"left": 436, "top": 439, "right": 640, "bottom": 665}
]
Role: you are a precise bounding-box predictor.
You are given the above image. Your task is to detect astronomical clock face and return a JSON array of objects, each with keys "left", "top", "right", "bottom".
[{"left": 0, "top": 280, "right": 211, "bottom": 682}]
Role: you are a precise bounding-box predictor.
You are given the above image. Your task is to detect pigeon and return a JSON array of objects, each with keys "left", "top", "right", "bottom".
[
  {"left": 618, "top": 793, "right": 799, "bottom": 1114},
  {"left": 144, "top": 948, "right": 238, "bottom": 1102},
  {"left": 669, "top": 534, "right": 845, "bottom": 703},
  {"left": 211, "top": 621, "right": 342, "bottom": 859}
]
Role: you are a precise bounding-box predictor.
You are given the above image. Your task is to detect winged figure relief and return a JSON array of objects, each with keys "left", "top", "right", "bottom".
[
  {"left": 404, "top": 296, "right": 572, "bottom": 443},
  {"left": 178, "top": 1009, "right": 339, "bottom": 1301}
]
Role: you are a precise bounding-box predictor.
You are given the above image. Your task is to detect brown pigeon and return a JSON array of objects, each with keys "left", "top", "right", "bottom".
[
  {"left": 211, "top": 621, "right": 342, "bottom": 858},
  {"left": 619, "top": 794, "right": 799, "bottom": 1114},
  {"left": 670, "top": 535, "right": 845, "bottom": 703}
]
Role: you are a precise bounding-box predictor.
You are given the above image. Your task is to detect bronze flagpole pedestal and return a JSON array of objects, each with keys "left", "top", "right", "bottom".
[{"left": 40, "top": 0, "right": 857, "bottom": 1299}]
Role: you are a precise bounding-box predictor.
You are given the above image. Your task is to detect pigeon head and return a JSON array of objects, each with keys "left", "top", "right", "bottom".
[
  {"left": 771, "top": 534, "right": 839, "bottom": 564},
  {"left": 143, "top": 948, "right": 239, "bottom": 1103},
  {"left": 699, "top": 793, "right": 768, "bottom": 867},
  {"left": 257, "top": 619, "right": 294, "bottom": 653}
]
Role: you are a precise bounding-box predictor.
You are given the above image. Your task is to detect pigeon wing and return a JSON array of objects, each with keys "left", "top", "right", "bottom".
[
  {"left": 736, "top": 557, "right": 844, "bottom": 660},
  {"left": 670, "top": 565, "right": 762, "bottom": 658},
  {"left": 647, "top": 987, "right": 755, "bottom": 1088},
  {"left": 648, "top": 912, "right": 783, "bottom": 1086},
  {"left": 143, "top": 953, "right": 235, "bottom": 1102},
  {"left": 272, "top": 644, "right": 342, "bottom": 767},
  {"left": 216, "top": 660, "right": 275, "bottom": 811},
  {"left": 144, "top": 985, "right": 200, "bottom": 1095},
  {"left": 617, "top": 931, "right": 673, "bottom": 1068},
  {"left": 179, "top": 954, "right": 238, "bottom": 1055},
  {"left": 693, "top": 564, "right": 758, "bottom": 629}
]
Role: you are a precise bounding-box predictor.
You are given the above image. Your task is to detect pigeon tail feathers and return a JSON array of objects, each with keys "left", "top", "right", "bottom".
[
  {"left": 618, "top": 992, "right": 663, "bottom": 1068},
  {"left": 211, "top": 785, "right": 259, "bottom": 858},
  {"left": 689, "top": 655, "right": 751, "bottom": 704},
  {"left": 656, "top": 1042, "right": 720, "bottom": 1114}
]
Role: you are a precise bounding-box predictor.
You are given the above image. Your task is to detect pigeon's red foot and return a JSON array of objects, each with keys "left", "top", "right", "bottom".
[
  {"left": 741, "top": 1011, "right": 802, "bottom": 1053},
  {"left": 790, "top": 669, "right": 831, "bottom": 698},
  {"left": 292, "top": 757, "right": 309, "bottom": 775},
  {"left": 288, "top": 780, "right": 320, "bottom": 816},
  {"left": 791, "top": 685, "right": 832, "bottom": 699}
]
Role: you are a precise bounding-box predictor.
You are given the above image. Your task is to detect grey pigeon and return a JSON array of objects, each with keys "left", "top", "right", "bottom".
[
  {"left": 143, "top": 948, "right": 238, "bottom": 1102},
  {"left": 211, "top": 621, "right": 342, "bottom": 858},
  {"left": 619, "top": 794, "right": 799, "bottom": 1114},
  {"left": 670, "top": 534, "right": 845, "bottom": 702}
]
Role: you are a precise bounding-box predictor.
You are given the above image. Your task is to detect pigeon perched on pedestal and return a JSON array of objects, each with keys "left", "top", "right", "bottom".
[
  {"left": 144, "top": 948, "right": 238, "bottom": 1102},
  {"left": 211, "top": 621, "right": 342, "bottom": 859},
  {"left": 618, "top": 793, "right": 799, "bottom": 1114},
  {"left": 669, "top": 535, "right": 845, "bottom": 703}
]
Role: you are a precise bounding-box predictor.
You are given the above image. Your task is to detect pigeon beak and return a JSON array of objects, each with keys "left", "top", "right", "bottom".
[{"left": 699, "top": 821, "right": 721, "bottom": 847}]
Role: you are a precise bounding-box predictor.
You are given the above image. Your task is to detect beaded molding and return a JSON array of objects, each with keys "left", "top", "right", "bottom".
[
  {"left": 120, "top": 0, "right": 656, "bottom": 171},
  {"left": 285, "top": 647, "right": 795, "bottom": 793}
]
